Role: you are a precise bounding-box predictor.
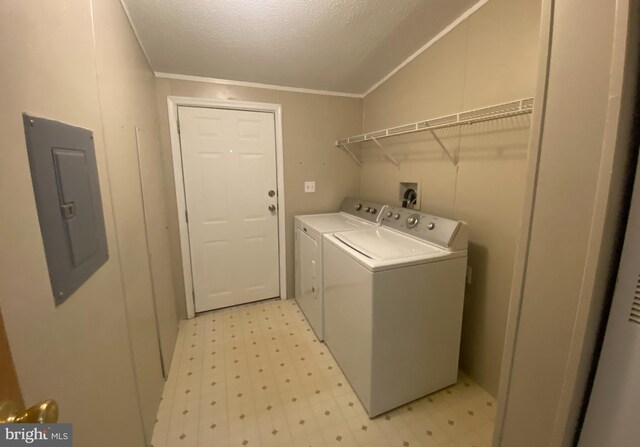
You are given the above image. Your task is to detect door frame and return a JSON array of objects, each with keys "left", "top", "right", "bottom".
[
  {"left": 166, "top": 96, "right": 287, "bottom": 319},
  {"left": 493, "top": 0, "right": 639, "bottom": 444}
]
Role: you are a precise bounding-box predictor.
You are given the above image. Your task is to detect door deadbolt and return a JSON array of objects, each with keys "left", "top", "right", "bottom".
[{"left": 268, "top": 190, "right": 276, "bottom": 197}]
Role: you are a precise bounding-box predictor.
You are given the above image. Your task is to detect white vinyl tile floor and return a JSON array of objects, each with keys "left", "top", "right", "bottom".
[{"left": 151, "top": 298, "right": 496, "bottom": 447}]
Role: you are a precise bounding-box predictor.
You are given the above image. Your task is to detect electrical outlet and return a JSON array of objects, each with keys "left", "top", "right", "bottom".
[
  {"left": 304, "top": 181, "right": 316, "bottom": 193},
  {"left": 466, "top": 266, "right": 472, "bottom": 285}
]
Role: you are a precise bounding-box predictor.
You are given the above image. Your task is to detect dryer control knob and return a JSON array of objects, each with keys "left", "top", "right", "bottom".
[
  {"left": 394, "top": 214, "right": 400, "bottom": 220},
  {"left": 427, "top": 223, "right": 435, "bottom": 230},
  {"left": 386, "top": 211, "right": 393, "bottom": 218},
  {"left": 364, "top": 207, "right": 370, "bottom": 212},
  {"left": 354, "top": 203, "right": 362, "bottom": 210},
  {"left": 369, "top": 208, "right": 377, "bottom": 214}
]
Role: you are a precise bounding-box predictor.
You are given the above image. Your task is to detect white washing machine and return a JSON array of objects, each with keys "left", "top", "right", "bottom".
[
  {"left": 323, "top": 206, "right": 468, "bottom": 417},
  {"left": 294, "top": 197, "right": 386, "bottom": 341}
]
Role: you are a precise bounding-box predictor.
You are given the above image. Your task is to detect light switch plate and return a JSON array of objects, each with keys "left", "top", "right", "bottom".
[{"left": 304, "top": 181, "right": 316, "bottom": 193}]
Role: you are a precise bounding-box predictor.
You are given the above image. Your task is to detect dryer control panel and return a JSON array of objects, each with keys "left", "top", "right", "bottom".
[
  {"left": 340, "top": 197, "right": 387, "bottom": 223},
  {"left": 381, "top": 206, "right": 466, "bottom": 249}
]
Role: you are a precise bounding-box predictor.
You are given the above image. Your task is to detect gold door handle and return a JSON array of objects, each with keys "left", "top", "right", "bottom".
[{"left": 0, "top": 399, "right": 58, "bottom": 424}]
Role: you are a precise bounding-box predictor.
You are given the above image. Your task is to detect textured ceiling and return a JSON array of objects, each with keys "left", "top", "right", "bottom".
[{"left": 122, "top": 0, "right": 481, "bottom": 94}]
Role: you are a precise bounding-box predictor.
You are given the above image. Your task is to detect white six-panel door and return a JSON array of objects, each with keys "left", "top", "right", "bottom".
[{"left": 178, "top": 106, "right": 280, "bottom": 312}]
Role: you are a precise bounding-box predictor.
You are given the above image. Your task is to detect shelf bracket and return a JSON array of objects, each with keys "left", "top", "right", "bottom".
[
  {"left": 371, "top": 137, "right": 399, "bottom": 167},
  {"left": 336, "top": 141, "right": 362, "bottom": 166},
  {"left": 428, "top": 129, "right": 457, "bottom": 166},
  {"left": 335, "top": 98, "right": 534, "bottom": 167}
]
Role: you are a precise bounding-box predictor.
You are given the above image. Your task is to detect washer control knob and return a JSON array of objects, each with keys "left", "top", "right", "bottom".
[
  {"left": 407, "top": 215, "right": 420, "bottom": 228},
  {"left": 394, "top": 214, "right": 400, "bottom": 220},
  {"left": 369, "top": 208, "right": 377, "bottom": 214},
  {"left": 364, "top": 207, "right": 370, "bottom": 212},
  {"left": 354, "top": 203, "right": 362, "bottom": 210},
  {"left": 386, "top": 211, "right": 393, "bottom": 218},
  {"left": 427, "top": 223, "right": 435, "bottom": 230}
]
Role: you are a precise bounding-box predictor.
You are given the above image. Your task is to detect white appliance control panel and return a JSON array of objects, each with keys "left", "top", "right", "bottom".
[
  {"left": 339, "top": 197, "right": 387, "bottom": 223},
  {"left": 381, "top": 206, "right": 462, "bottom": 249}
]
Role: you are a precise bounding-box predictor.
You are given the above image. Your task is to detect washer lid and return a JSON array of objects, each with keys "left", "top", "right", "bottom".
[
  {"left": 295, "top": 212, "right": 372, "bottom": 234},
  {"left": 333, "top": 227, "right": 442, "bottom": 260},
  {"left": 327, "top": 227, "right": 466, "bottom": 271}
]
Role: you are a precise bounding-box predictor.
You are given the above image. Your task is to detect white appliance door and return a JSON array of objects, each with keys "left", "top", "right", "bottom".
[
  {"left": 178, "top": 106, "right": 280, "bottom": 312},
  {"left": 295, "top": 228, "right": 321, "bottom": 339}
]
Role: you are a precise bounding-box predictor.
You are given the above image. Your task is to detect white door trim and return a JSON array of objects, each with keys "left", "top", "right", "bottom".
[{"left": 167, "top": 96, "right": 287, "bottom": 319}]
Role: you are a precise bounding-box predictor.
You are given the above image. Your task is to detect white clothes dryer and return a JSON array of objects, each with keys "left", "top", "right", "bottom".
[
  {"left": 323, "top": 206, "right": 468, "bottom": 417},
  {"left": 294, "top": 197, "right": 386, "bottom": 341}
]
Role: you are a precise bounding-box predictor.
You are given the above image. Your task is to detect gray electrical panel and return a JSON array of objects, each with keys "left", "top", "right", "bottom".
[{"left": 23, "top": 114, "right": 109, "bottom": 305}]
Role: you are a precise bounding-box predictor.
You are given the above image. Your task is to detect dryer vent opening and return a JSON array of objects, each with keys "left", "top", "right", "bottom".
[{"left": 400, "top": 182, "right": 420, "bottom": 210}]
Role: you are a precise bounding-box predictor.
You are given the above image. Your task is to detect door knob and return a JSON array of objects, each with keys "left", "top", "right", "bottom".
[
  {"left": 0, "top": 399, "right": 59, "bottom": 424},
  {"left": 268, "top": 204, "right": 277, "bottom": 212}
]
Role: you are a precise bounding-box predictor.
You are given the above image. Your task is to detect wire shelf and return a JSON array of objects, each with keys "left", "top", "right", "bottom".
[{"left": 335, "top": 97, "right": 534, "bottom": 166}]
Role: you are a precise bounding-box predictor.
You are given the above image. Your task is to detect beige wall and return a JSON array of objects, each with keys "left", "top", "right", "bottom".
[
  {"left": 0, "top": 0, "right": 175, "bottom": 445},
  {"left": 154, "top": 79, "right": 363, "bottom": 318},
  {"left": 498, "top": 0, "right": 639, "bottom": 445},
  {"left": 359, "top": 0, "right": 541, "bottom": 396},
  {"left": 92, "top": 0, "right": 178, "bottom": 439}
]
